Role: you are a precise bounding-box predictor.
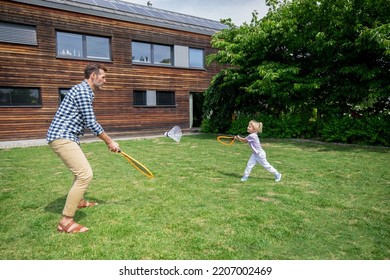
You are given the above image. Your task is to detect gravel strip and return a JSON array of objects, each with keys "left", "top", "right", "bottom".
[{"left": 0, "top": 132, "right": 198, "bottom": 150}]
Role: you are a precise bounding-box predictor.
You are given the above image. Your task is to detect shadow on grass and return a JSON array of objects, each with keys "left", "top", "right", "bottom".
[
  {"left": 44, "top": 195, "right": 134, "bottom": 215},
  {"left": 44, "top": 195, "right": 104, "bottom": 221},
  {"left": 95, "top": 198, "right": 134, "bottom": 206},
  {"left": 218, "top": 170, "right": 240, "bottom": 178},
  {"left": 44, "top": 195, "right": 67, "bottom": 214}
]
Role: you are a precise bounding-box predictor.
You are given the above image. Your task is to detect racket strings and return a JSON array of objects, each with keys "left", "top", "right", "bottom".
[
  {"left": 120, "top": 151, "right": 154, "bottom": 179},
  {"left": 130, "top": 159, "right": 153, "bottom": 177}
]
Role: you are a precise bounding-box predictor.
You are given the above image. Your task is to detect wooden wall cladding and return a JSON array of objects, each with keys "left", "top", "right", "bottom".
[{"left": 0, "top": 1, "right": 222, "bottom": 141}]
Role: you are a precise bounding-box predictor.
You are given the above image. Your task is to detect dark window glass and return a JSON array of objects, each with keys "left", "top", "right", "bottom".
[
  {"left": 133, "top": 90, "right": 147, "bottom": 105},
  {"left": 0, "top": 87, "right": 41, "bottom": 107},
  {"left": 59, "top": 88, "right": 70, "bottom": 104},
  {"left": 157, "top": 91, "right": 175, "bottom": 106}
]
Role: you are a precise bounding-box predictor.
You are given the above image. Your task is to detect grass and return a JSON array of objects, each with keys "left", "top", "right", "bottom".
[{"left": 0, "top": 134, "right": 389, "bottom": 260}]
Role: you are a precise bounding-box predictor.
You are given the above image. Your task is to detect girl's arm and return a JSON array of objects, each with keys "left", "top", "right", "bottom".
[{"left": 235, "top": 135, "right": 248, "bottom": 143}]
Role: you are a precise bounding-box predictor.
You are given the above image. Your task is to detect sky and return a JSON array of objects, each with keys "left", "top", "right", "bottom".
[{"left": 120, "top": 0, "right": 269, "bottom": 25}]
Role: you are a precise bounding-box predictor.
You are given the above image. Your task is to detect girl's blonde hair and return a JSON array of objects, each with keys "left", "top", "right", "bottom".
[{"left": 249, "top": 120, "right": 263, "bottom": 133}]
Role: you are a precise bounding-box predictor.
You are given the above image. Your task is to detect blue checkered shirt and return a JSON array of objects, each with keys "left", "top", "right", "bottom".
[{"left": 46, "top": 80, "right": 104, "bottom": 144}]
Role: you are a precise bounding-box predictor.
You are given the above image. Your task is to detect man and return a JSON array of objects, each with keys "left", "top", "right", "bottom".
[{"left": 47, "top": 63, "right": 120, "bottom": 233}]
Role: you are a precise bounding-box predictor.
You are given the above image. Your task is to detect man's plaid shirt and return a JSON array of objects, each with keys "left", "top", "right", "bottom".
[{"left": 46, "top": 80, "right": 104, "bottom": 144}]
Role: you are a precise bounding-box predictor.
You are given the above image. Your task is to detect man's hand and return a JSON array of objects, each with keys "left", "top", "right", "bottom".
[
  {"left": 98, "top": 132, "right": 120, "bottom": 152},
  {"left": 107, "top": 140, "right": 120, "bottom": 153}
]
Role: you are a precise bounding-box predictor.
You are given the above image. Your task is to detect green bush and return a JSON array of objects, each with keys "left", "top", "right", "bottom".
[
  {"left": 205, "top": 112, "right": 389, "bottom": 147},
  {"left": 227, "top": 115, "right": 253, "bottom": 135},
  {"left": 319, "top": 115, "right": 390, "bottom": 146},
  {"left": 227, "top": 113, "right": 317, "bottom": 139}
]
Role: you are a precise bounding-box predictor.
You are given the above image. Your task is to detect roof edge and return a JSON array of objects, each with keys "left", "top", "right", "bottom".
[{"left": 10, "top": 0, "right": 226, "bottom": 35}]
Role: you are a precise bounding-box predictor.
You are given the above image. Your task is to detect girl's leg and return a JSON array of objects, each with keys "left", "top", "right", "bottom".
[
  {"left": 255, "top": 152, "right": 278, "bottom": 175},
  {"left": 243, "top": 154, "right": 257, "bottom": 178}
]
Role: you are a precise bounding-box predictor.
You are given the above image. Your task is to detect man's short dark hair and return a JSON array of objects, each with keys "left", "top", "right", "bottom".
[{"left": 84, "top": 63, "right": 108, "bottom": 79}]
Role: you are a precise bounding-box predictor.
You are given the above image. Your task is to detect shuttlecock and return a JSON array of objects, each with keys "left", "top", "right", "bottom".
[{"left": 164, "top": 126, "right": 182, "bottom": 142}]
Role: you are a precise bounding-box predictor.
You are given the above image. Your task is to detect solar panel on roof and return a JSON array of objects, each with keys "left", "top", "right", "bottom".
[
  {"left": 110, "top": 2, "right": 135, "bottom": 13},
  {"left": 73, "top": 0, "right": 97, "bottom": 6},
  {"left": 178, "top": 14, "right": 199, "bottom": 26},
  {"left": 128, "top": 5, "right": 153, "bottom": 17},
  {"left": 197, "top": 18, "right": 224, "bottom": 29},
  {"left": 145, "top": 9, "right": 167, "bottom": 19},
  {"left": 94, "top": 0, "right": 116, "bottom": 9},
  {"left": 161, "top": 11, "right": 187, "bottom": 23},
  {"left": 65, "top": 0, "right": 225, "bottom": 31},
  {"left": 212, "top": 22, "right": 226, "bottom": 29},
  {"left": 193, "top": 17, "right": 208, "bottom": 25}
]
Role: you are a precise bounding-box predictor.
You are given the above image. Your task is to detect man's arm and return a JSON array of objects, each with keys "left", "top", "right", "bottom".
[{"left": 98, "top": 131, "right": 120, "bottom": 152}]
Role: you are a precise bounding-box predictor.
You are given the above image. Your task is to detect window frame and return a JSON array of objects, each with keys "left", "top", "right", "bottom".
[
  {"left": 56, "top": 31, "right": 112, "bottom": 61},
  {"left": 0, "top": 87, "right": 42, "bottom": 107},
  {"left": 133, "top": 90, "right": 176, "bottom": 107},
  {"left": 153, "top": 44, "right": 173, "bottom": 65},
  {"left": 0, "top": 21, "right": 37, "bottom": 46},
  {"left": 156, "top": 91, "right": 175, "bottom": 106},
  {"left": 132, "top": 41, "right": 173, "bottom": 66},
  {"left": 189, "top": 47, "right": 205, "bottom": 69},
  {"left": 58, "top": 88, "right": 70, "bottom": 105},
  {"left": 133, "top": 90, "right": 147, "bottom": 106}
]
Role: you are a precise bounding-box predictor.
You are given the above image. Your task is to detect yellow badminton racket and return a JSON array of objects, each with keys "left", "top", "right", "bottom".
[
  {"left": 118, "top": 150, "right": 154, "bottom": 179},
  {"left": 217, "top": 136, "right": 236, "bottom": 146}
]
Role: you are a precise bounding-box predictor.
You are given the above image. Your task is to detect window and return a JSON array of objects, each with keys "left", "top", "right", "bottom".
[
  {"left": 157, "top": 91, "right": 175, "bottom": 106},
  {"left": 133, "top": 90, "right": 147, "bottom": 106},
  {"left": 56, "top": 31, "right": 111, "bottom": 61},
  {"left": 0, "top": 87, "right": 41, "bottom": 107},
  {"left": 133, "top": 90, "right": 175, "bottom": 107},
  {"left": 154, "top": 45, "right": 172, "bottom": 65},
  {"left": 0, "top": 22, "right": 37, "bottom": 45},
  {"left": 132, "top": 43, "right": 205, "bottom": 69},
  {"left": 189, "top": 48, "right": 204, "bottom": 68},
  {"left": 59, "top": 88, "right": 70, "bottom": 104},
  {"left": 132, "top": 42, "right": 151, "bottom": 63},
  {"left": 132, "top": 41, "right": 172, "bottom": 65}
]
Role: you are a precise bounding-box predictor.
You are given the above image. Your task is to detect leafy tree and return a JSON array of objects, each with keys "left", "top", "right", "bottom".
[
  {"left": 202, "top": 70, "right": 243, "bottom": 132},
  {"left": 204, "top": 0, "right": 390, "bottom": 145}
]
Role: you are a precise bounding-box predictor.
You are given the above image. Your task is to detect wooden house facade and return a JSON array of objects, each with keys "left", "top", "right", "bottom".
[{"left": 0, "top": 0, "right": 225, "bottom": 141}]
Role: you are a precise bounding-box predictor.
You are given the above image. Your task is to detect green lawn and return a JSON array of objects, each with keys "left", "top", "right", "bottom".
[{"left": 0, "top": 134, "right": 389, "bottom": 260}]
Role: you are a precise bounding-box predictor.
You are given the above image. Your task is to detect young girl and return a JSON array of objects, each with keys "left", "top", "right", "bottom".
[{"left": 235, "top": 120, "right": 282, "bottom": 182}]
